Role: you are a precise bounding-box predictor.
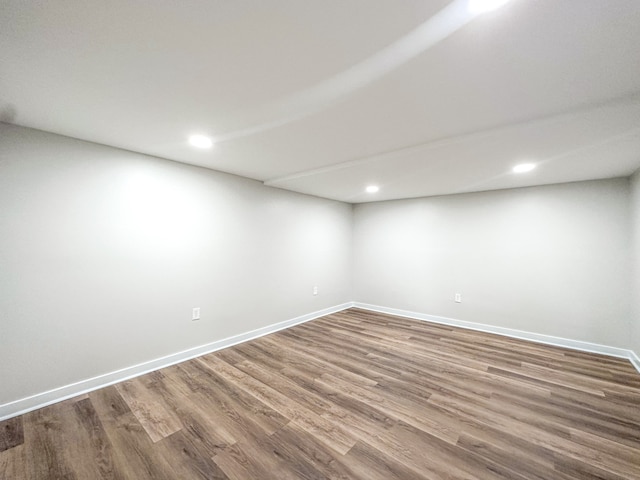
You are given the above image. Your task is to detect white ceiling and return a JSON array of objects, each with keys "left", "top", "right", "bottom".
[{"left": 1, "top": 0, "right": 640, "bottom": 203}]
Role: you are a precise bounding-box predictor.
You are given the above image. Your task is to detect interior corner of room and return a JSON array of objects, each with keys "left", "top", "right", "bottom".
[
  {"left": 1, "top": 0, "right": 640, "bottom": 441},
  {"left": 1, "top": 122, "right": 639, "bottom": 420}
]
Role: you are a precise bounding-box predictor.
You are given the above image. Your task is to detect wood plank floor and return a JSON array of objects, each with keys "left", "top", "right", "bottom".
[{"left": 2, "top": 308, "right": 640, "bottom": 479}]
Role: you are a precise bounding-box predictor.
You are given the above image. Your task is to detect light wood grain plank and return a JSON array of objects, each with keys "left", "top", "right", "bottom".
[{"left": 115, "top": 378, "right": 182, "bottom": 443}]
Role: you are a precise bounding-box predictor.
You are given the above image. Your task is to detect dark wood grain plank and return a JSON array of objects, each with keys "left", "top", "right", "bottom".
[
  {"left": 0, "top": 416, "right": 23, "bottom": 452},
  {"left": 72, "top": 397, "right": 126, "bottom": 479}
]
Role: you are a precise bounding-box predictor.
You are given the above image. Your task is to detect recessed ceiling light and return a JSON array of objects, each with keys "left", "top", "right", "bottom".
[
  {"left": 512, "top": 163, "right": 536, "bottom": 174},
  {"left": 188, "top": 134, "right": 213, "bottom": 149},
  {"left": 467, "top": 0, "right": 512, "bottom": 14},
  {"left": 366, "top": 185, "right": 380, "bottom": 193}
]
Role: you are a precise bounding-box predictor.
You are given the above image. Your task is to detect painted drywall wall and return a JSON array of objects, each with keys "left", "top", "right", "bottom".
[
  {"left": 0, "top": 123, "right": 352, "bottom": 405},
  {"left": 353, "top": 179, "right": 632, "bottom": 349},
  {"left": 631, "top": 169, "right": 640, "bottom": 356}
]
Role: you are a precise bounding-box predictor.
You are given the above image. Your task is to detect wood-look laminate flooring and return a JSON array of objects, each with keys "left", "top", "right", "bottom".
[{"left": 2, "top": 308, "right": 640, "bottom": 479}]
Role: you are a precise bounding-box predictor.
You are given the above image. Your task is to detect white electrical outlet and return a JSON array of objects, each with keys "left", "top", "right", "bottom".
[
  {"left": 192, "top": 307, "right": 201, "bottom": 320},
  {"left": 454, "top": 293, "right": 462, "bottom": 303},
  {"left": 313, "top": 286, "right": 318, "bottom": 296}
]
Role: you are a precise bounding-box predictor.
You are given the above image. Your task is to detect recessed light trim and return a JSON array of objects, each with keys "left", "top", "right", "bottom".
[
  {"left": 366, "top": 185, "right": 380, "bottom": 193},
  {"left": 467, "top": 0, "right": 512, "bottom": 14},
  {"left": 512, "top": 163, "right": 536, "bottom": 174},
  {"left": 188, "top": 134, "right": 213, "bottom": 149}
]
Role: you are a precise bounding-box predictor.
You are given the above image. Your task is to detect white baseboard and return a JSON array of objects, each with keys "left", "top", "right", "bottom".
[
  {"left": 353, "top": 302, "right": 640, "bottom": 373},
  {"left": 2, "top": 301, "right": 638, "bottom": 421},
  {"left": 630, "top": 350, "right": 640, "bottom": 373},
  {"left": 0, "top": 302, "right": 354, "bottom": 422}
]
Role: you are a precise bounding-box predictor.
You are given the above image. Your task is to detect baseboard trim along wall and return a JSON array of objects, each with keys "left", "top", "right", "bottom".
[
  {"left": 0, "top": 302, "right": 354, "bottom": 422},
  {"left": 2, "top": 301, "right": 639, "bottom": 421},
  {"left": 353, "top": 302, "right": 640, "bottom": 373},
  {"left": 630, "top": 351, "right": 640, "bottom": 373}
]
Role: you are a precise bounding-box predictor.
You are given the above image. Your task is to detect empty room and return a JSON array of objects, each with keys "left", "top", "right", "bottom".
[{"left": 1, "top": 0, "right": 640, "bottom": 478}]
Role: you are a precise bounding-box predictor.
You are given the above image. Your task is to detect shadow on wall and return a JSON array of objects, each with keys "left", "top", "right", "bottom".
[{"left": 0, "top": 103, "right": 18, "bottom": 123}]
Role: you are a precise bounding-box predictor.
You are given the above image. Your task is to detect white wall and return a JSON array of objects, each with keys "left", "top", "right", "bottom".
[
  {"left": 631, "top": 169, "right": 640, "bottom": 355},
  {"left": 354, "top": 179, "right": 632, "bottom": 349},
  {"left": 0, "top": 123, "right": 352, "bottom": 405},
  {"left": 1, "top": 121, "right": 637, "bottom": 411}
]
